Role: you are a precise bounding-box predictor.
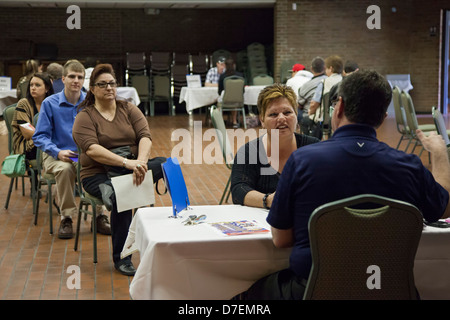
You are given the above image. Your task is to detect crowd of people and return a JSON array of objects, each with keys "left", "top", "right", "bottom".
[
  {"left": 8, "top": 56, "right": 450, "bottom": 299},
  {"left": 11, "top": 59, "right": 165, "bottom": 276}
]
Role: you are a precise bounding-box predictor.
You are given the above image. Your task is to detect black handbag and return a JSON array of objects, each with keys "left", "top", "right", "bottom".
[{"left": 105, "top": 146, "right": 136, "bottom": 178}]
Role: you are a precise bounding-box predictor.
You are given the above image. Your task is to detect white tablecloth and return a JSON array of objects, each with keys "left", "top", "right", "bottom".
[
  {"left": 179, "top": 86, "right": 267, "bottom": 113},
  {"left": 179, "top": 87, "right": 219, "bottom": 113},
  {"left": 0, "top": 89, "right": 18, "bottom": 116},
  {"left": 117, "top": 87, "right": 140, "bottom": 106},
  {"left": 125, "top": 205, "right": 290, "bottom": 300},
  {"left": 123, "top": 205, "right": 450, "bottom": 300}
]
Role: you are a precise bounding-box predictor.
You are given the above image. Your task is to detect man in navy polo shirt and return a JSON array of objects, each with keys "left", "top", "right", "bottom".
[{"left": 244, "top": 69, "right": 450, "bottom": 300}]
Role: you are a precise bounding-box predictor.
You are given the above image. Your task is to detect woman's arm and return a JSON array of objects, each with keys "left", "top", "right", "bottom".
[{"left": 242, "top": 191, "right": 275, "bottom": 209}]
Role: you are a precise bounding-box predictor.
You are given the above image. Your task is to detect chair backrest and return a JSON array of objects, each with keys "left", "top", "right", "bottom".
[
  {"left": 392, "top": 86, "right": 409, "bottom": 134},
  {"left": 252, "top": 74, "right": 273, "bottom": 86},
  {"left": 210, "top": 105, "right": 234, "bottom": 168},
  {"left": 152, "top": 75, "right": 171, "bottom": 98},
  {"left": 3, "top": 103, "right": 18, "bottom": 154},
  {"left": 150, "top": 51, "right": 173, "bottom": 72},
  {"left": 131, "top": 75, "right": 150, "bottom": 95},
  {"left": 222, "top": 76, "right": 245, "bottom": 105},
  {"left": 126, "top": 52, "right": 146, "bottom": 70},
  {"left": 432, "top": 106, "right": 450, "bottom": 146},
  {"left": 304, "top": 194, "right": 423, "bottom": 300},
  {"left": 400, "top": 91, "right": 420, "bottom": 134}
]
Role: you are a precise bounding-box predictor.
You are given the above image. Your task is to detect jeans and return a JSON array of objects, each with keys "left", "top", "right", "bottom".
[{"left": 82, "top": 157, "right": 166, "bottom": 263}]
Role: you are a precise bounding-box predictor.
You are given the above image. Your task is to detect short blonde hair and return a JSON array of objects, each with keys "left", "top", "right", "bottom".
[
  {"left": 257, "top": 83, "right": 298, "bottom": 120},
  {"left": 63, "top": 59, "right": 85, "bottom": 76}
]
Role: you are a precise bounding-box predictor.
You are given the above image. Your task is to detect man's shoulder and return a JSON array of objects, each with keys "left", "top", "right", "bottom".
[{"left": 42, "top": 91, "right": 62, "bottom": 106}]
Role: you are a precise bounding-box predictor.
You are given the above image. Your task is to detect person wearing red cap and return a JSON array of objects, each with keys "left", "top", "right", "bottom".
[{"left": 286, "top": 63, "right": 313, "bottom": 106}]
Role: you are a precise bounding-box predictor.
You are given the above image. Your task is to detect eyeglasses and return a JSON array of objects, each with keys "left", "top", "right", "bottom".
[{"left": 94, "top": 81, "right": 118, "bottom": 89}]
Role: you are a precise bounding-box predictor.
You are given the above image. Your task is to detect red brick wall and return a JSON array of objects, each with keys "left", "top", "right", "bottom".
[
  {"left": 0, "top": 7, "right": 274, "bottom": 84},
  {"left": 0, "top": 1, "right": 448, "bottom": 112},
  {"left": 274, "top": 0, "right": 448, "bottom": 112}
]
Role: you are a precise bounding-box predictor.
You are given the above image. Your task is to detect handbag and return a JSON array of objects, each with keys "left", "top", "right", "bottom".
[
  {"left": 1, "top": 154, "right": 26, "bottom": 178},
  {"left": 105, "top": 146, "right": 136, "bottom": 178}
]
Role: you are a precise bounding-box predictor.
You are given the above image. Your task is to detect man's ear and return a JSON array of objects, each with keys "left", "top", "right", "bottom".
[{"left": 336, "top": 96, "right": 345, "bottom": 116}]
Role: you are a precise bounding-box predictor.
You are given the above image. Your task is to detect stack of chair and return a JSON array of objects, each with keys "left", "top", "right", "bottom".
[
  {"left": 235, "top": 50, "right": 248, "bottom": 77},
  {"left": 172, "top": 52, "right": 190, "bottom": 100},
  {"left": 149, "top": 51, "right": 174, "bottom": 116},
  {"left": 190, "top": 53, "right": 209, "bottom": 85},
  {"left": 125, "top": 52, "right": 147, "bottom": 87},
  {"left": 279, "top": 59, "right": 296, "bottom": 84},
  {"left": 246, "top": 42, "right": 268, "bottom": 85}
]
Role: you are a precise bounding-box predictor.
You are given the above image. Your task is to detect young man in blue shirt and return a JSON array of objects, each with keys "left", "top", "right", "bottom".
[
  {"left": 244, "top": 69, "right": 450, "bottom": 299},
  {"left": 33, "top": 60, "right": 111, "bottom": 239}
]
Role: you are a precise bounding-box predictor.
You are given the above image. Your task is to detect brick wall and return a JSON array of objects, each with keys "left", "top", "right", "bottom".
[
  {"left": 274, "top": 0, "right": 448, "bottom": 112},
  {"left": 0, "top": 7, "right": 273, "bottom": 72},
  {"left": 0, "top": 1, "right": 448, "bottom": 112}
]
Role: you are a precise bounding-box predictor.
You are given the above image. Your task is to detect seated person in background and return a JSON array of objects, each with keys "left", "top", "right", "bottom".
[
  {"left": 308, "top": 55, "right": 343, "bottom": 138},
  {"left": 242, "top": 70, "right": 450, "bottom": 300},
  {"left": 298, "top": 57, "right": 327, "bottom": 132},
  {"left": 231, "top": 84, "right": 319, "bottom": 209},
  {"left": 12, "top": 72, "right": 54, "bottom": 161},
  {"left": 46, "top": 62, "right": 65, "bottom": 93},
  {"left": 33, "top": 60, "right": 111, "bottom": 240},
  {"left": 16, "top": 59, "right": 42, "bottom": 99},
  {"left": 12, "top": 72, "right": 54, "bottom": 190},
  {"left": 328, "top": 60, "right": 359, "bottom": 103},
  {"left": 205, "top": 56, "right": 226, "bottom": 87},
  {"left": 285, "top": 63, "right": 313, "bottom": 106},
  {"left": 72, "top": 63, "right": 166, "bottom": 276},
  {"left": 218, "top": 57, "right": 244, "bottom": 129}
]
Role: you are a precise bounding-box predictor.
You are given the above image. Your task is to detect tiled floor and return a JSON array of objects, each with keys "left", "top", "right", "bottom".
[{"left": 0, "top": 111, "right": 439, "bottom": 300}]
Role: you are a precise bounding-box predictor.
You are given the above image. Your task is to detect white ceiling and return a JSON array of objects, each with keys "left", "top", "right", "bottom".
[{"left": 0, "top": 0, "right": 275, "bottom": 9}]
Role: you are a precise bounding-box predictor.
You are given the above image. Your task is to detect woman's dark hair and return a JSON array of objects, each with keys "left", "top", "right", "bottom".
[
  {"left": 26, "top": 72, "right": 54, "bottom": 110},
  {"left": 338, "top": 69, "right": 392, "bottom": 128},
  {"left": 224, "top": 58, "right": 236, "bottom": 77},
  {"left": 78, "top": 63, "right": 118, "bottom": 110}
]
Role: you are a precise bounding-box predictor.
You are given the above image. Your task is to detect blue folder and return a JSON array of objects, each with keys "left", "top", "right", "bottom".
[{"left": 162, "top": 157, "right": 190, "bottom": 217}]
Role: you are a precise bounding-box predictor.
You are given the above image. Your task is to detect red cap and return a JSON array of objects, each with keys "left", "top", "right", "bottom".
[{"left": 292, "top": 63, "right": 305, "bottom": 72}]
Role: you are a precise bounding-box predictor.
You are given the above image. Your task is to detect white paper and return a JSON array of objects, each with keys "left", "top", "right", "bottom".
[
  {"left": 20, "top": 122, "right": 35, "bottom": 130},
  {"left": 186, "top": 74, "right": 202, "bottom": 88},
  {"left": 111, "top": 171, "right": 155, "bottom": 213}
]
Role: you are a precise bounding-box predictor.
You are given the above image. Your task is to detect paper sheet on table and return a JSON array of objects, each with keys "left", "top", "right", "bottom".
[{"left": 111, "top": 171, "right": 155, "bottom": 213}]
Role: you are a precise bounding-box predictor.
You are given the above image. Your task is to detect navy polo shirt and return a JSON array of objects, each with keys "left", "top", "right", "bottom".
[{"left": 267, "top": 124, "right": 449, "bottom": 280}]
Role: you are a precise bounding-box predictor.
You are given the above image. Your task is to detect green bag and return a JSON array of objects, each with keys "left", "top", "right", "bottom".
[{"left": 1, "top": 154, "right": 26, "bottom": 178}]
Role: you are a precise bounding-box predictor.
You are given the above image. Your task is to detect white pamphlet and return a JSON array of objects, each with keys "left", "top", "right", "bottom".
[
  {"left": 186, "top": 74, "right": 202, "bottom": 88},
  {"left": 111, "top": 171, "right": 155, "bottom": 213},
  {"left": 20, "top": 122, "right": 35, "bottom": 130}
]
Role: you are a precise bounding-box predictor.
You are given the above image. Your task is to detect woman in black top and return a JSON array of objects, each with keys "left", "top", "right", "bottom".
[{"left": 231, "top": 84, "right": 319, "bottom": 208}]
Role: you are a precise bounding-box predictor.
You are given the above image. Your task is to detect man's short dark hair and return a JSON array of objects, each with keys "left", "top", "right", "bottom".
[
  {"left": 344, "top": 60, "right": 359, "bottom": 73},
  {"left": 311, "top": 56, "right": 325, "bottom": 74},
  {"left": 338, "top": 69, "right": 392, "bottom": 128}
]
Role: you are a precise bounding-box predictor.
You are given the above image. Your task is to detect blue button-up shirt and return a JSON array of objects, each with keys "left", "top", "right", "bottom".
[{"left": 33, "top": 90, "right": 86, "bottom": 159}]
